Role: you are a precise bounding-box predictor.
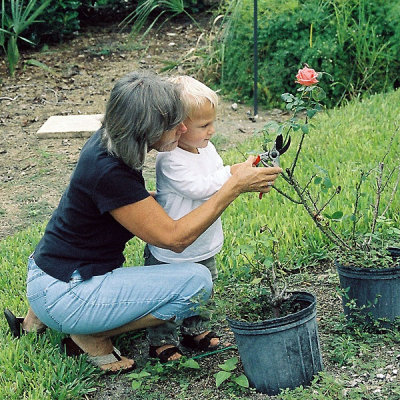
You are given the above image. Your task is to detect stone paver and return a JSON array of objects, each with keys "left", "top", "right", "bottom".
[{"left": 37, "top": 114, "right": 104, "bottom": 138}]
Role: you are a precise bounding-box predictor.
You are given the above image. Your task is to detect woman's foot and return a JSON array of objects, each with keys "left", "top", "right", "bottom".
[
  {"left": 149, "top": 344, "right": 183, "bottom": 363},
  {"left": 4, "top": 308, "right": 46, "bottom": 338},
  {"left": 22, "top": 307, "right": 47, "bottom": 333},
  {"left": 70, "top": 334, "right": 135, "bottom": 373},
  {"left": 181, "top": 330, "right": 220, "bottom": 351}
]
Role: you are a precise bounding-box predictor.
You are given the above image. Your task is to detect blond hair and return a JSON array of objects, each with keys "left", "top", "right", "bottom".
[{"left": 169, "top": 75, "right": 218, "bottom": 118}]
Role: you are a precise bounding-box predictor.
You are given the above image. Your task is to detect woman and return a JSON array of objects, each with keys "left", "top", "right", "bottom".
[{"left": 4, "top": 71, "right": 281, "bottom": 373}]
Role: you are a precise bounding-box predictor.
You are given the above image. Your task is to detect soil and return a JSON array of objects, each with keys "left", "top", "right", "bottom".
[{"left": 1, "top": 14, "right": 399, "bottom": 400}]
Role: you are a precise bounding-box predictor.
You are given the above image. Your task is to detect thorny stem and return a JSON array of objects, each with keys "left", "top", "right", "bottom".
[
  {"left": 301, "top": 174, "right": 317, "bottom": 196},
  {"left": 272, "top": 186, "right": 302, "bottom": 204},
  {"left": 368, "top": 163, "right": 384, "bottom": 245},
  {"left": 315, "top": 186, "right": 341, "bottom": 217},
  {"left": 286, "top": 169, "right": 351, "bottom": 251},
  {"left": 351, "top": 171, "right": 366, "bottom": 247},
  {"left": 290, "top": 131, "right": 306, "bottom": 177},
  {"left": 305, "top": 189, "right": 351, "bottom": 250}
]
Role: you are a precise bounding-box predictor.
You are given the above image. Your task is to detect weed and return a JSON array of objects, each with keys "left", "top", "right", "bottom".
[
  {"left": 214, "top": 357, "right": 249, "bottom": 390},
  {"left": 128, "top": 357, "right": 201, "bottom": 394},
  {"left": 120, "top": 0, "right": 200, "bottom": 38}
]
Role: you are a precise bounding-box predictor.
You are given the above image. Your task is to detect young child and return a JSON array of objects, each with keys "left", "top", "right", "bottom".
[{"left": 145, "top": 76, "right": 242, "bottom": 363}]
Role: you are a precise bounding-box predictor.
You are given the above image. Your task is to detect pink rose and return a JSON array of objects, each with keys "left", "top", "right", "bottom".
[{"left": 296, "top": 67, "right": 319, "bottom": 86}]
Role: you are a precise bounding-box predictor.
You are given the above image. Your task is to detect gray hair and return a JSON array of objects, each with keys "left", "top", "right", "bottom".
[
  {"left": 101, "top": 71, "right": 185, "bottom": 170},
  {"left": 168, "top": 75, "right": 218, "bottom": 118}
]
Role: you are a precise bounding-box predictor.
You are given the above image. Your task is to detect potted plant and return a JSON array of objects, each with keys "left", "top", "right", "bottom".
[
  {"left": 225, "top": 229, "right": 323, "bottom": 395},
  {"left": 261, "top": 65, "right": 400, "bottom": 325}
]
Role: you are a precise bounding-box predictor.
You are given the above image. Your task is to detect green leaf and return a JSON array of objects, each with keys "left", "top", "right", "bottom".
[
  {"left": 281, "top": 92, "right": 294, "bottom": 102},
  {"left": 7, "top": 36, "right": 19, "bottom": 76},
  {"left": 218, "top": 357, "right": 238, "bottom": 371},
  {"left": 215, "top": 371, "right": 232, "bottom": 387},
  {"left": 307, "top": 109, "right": 318, "bottom": 118},
  {"left": 331, "top": 211, "right": 343, "bottom": 220},
  {"left": 322, "top": 177, "right": 332, "bottom": 188},
  {"left": 233, "top": 374, "right": 249, "bottom": 388},
  {"left": 312, "top": 86, "right": 326, "bottom": 101},
  {"left": 128, "top": 370, "right": 151, "bottom": 379},
  {"left": 131, "top": 380, "right": 142, "bottom": 390},
  {"left": 181, "top": 358, "right": 200, "bottom": 369},
  {"left": 301, "top": 124, "right": 309, "bottom": 134},
  {"left": 314, "top": 176, "right": 322, "bottom": 185},
  {"left": 250, "top": 277, "right": 263, "bottom": 285}
]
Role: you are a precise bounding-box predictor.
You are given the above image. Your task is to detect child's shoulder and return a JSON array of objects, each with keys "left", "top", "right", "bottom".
[
  {"left": 200, "top": 141, "right": 218, "bottom": 155},
  {"left": 156, "top": 147, "right": 190, "bottom": 167}
]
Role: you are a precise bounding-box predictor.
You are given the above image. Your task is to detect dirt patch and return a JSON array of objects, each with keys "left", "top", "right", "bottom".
[{"left": 0, "top": 17, "right": 281, "bottom": 240}]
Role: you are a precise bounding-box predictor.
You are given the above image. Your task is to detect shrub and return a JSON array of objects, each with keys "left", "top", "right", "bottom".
[
  {"left": 24, "top": 0, "right": 81, "bottom": 45},
  {"left": 213, "top": 0, "right": 400, "bottom": 108}
]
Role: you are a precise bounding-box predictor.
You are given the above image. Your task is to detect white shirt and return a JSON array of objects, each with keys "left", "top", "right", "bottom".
[{"left": 148, "top": 142, "right": 231, "bottom": 263}]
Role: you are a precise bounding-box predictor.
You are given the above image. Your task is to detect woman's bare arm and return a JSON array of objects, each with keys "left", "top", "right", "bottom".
[{"left": 110, "top": 158, "right": 281, "bottom": 253}]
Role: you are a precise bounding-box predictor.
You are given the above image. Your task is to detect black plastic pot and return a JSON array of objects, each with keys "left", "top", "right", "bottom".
[
  {"left": 336, "top": 248, "right": 400, "bottom": 322},
  {"left": 226, "top": 291, "right": 323, "bottom": 395}
]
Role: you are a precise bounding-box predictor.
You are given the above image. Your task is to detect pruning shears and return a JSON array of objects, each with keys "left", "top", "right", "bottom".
[{"left": 253, "top": 134, "right": 291, "bottom": 199}]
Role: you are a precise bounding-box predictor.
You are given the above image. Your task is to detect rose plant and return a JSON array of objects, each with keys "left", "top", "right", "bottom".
[{"left": 262, "top": 65, "right": 400, "bottom": 269}]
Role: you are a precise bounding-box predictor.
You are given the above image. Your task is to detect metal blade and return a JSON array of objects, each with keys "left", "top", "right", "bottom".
[
  {"left": 275, "top": 134, "right": 283, "bottom": 152},
  {"left": 278, "top": 135, "right": 291, "bottom": 155}
]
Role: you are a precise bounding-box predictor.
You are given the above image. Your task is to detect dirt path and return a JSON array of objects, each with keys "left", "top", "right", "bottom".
[{"left": 0, "top": 18, "right": 279, "bottom": 240}]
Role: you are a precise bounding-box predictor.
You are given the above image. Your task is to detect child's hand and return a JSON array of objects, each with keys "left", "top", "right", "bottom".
[{"left": 230, "top": 156, "right": 258, "bottom": 175}]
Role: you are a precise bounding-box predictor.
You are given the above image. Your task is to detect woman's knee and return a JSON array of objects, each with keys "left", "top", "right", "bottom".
[{"left": 185, "top": 262, "right": 213, "bottom": 298}]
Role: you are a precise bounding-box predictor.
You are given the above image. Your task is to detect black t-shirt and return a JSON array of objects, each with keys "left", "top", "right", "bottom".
[{"left": 34, "top": 130, "right": 150, "bottom": 282}]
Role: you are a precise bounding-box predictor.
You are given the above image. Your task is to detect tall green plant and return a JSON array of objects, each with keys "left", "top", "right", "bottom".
[
  {"left": 120, "top": 0, "right": 200, "bottom": 38},
  {"left": 200, "top": 0, "right": 400, "bottom": 108},
  {"left": 1, "top": 0, "right": 50, "bottom": 76}
]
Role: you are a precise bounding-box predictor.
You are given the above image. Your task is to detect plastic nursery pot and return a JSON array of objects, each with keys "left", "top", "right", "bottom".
[
  {"left": 336, "top": 247, "right": 400, "bottom": 323},
  {"left": 226, "top": 291, "right": 323, "bottom": 395}
]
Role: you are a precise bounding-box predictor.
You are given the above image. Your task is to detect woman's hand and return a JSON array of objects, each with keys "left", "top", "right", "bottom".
[{"left": 230, "top": 156, "right": 282, "bottom": 194}]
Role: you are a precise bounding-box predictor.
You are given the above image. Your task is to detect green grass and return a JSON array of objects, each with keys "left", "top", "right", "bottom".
[
  {"left": 0, "top": 227, "right": 98, "bottom": 399},
  {"left": 1, "top": 89, "right": 399, "bottom": 399}
]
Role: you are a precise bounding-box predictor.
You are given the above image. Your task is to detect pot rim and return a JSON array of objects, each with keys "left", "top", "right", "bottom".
[
  {"left": 335, "top": 259, "right": 400, "bottom": 275},
  {"left": 226, "top": 291, "right": 317, "bottom": 331},
  {"left": 335, "top": 247, "right": 400, "bottom": 272}
]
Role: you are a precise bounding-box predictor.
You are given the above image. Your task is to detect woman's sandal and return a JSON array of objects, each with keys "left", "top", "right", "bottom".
[
  {"left": 149, "top": 345, "right": 183, "bottom": 364},
  {"left": 4, "top": 309, "right": 46, "bottom": 338},
  {"left": 181, "top": 331, "right": 220, "bottom": 351},
  {"left": 61, "top": 337, "right": 135, "bottom": 375}
]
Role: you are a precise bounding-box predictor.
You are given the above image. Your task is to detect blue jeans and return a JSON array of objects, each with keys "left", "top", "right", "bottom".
[{"left": 26, "top": 256, "right": 213, "bottom": 335}]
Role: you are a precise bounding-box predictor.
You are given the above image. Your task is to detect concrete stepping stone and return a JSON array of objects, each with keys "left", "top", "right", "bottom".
[{"left": 37, "top": 114, "right": 104, "bottom": 138}]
